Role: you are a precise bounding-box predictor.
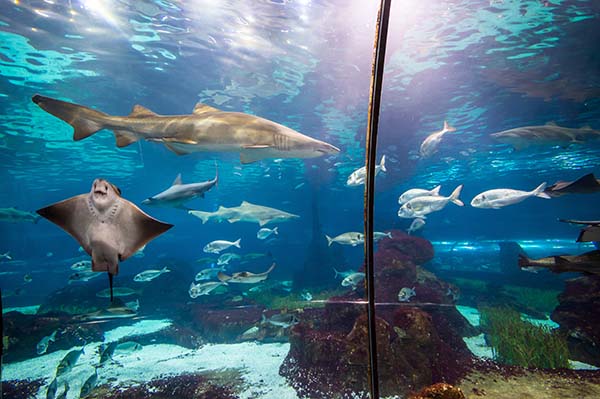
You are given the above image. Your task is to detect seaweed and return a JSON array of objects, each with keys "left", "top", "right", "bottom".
[
  {"left": 479, "top": 306, "right": 569, "bottom": 369},
  {"left": 501, "top": 286, "right": 560, "bottom": 315}
]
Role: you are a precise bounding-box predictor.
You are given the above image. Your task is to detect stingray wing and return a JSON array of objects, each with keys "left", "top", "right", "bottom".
[
  {"left": 37, "top": 194, "right": 94, "bottom": 253},
  {"left": 116, "top": 198, "right": 173, "bottom": 260}
]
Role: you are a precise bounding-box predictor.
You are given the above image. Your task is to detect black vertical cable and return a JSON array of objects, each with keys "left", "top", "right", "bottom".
[
  {"left": 364, "top": 1, "right": 392, "bottom": 398},
  {"left": 1, "top": 288, "right": 3, "bottom": 398}
]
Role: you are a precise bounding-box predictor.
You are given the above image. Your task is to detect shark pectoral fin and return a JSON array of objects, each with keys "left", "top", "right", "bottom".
[
  {"left": 240, "top": 146, "right": 272, "bottom": 164},
  {"left": 192, "top": 103, "right": 220, "bottom": 114},
  {"left": 114, "top": 130, "right": 140, "bottom": 147},
  {"left": 129, "top": 105, "right": 158, "bottom": 117},
  {"left": 163, "top": 142, "right": 191, "bottom": 155}
]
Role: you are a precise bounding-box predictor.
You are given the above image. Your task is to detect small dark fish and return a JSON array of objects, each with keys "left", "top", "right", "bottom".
[
  {"left": 545, "top": 173, "right": 600, "bottom": 197},
  {"left": 79, "top": 368, "right": 98, "bottom": 398},
  {"left": 46, "top": 377, "right": 58, "bottom": 399},
  {"left": 56, "top": 382, "right": 69, "bottom": 399},
  {"left": 98, "top": 341, "right": 118, "bottom": 365},
  {"left": 56, "top": 347, "right": 85, "bottom": 376},
  {"left": 23, "top": 274, "right": 32, "bottom": 283},
  {"left": 261, "top": 312, "right": 299, "bottom": 328}
]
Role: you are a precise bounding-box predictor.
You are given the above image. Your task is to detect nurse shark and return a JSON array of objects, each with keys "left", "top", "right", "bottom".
[{"left": 32, "top": 95, "right": 340, "bottom": 164}]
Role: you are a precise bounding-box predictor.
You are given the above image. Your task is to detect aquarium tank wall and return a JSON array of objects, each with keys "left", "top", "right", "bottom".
[{"left": 1, "top": 0, "right": 599, "bottom": 398}]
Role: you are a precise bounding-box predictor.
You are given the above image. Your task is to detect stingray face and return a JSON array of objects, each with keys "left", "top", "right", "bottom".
[{"left": 90, "top": 179, "right": 120, "bottom": 210}]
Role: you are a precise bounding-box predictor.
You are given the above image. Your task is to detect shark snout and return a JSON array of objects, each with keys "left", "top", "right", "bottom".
[{"left": 317, "top": 141, "right": 340, "bottom": 155}]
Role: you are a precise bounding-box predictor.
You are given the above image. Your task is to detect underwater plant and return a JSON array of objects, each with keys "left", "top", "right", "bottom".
[
  {"left": 502, "top": 286, "right": 560, "bottom": 315},
  {"left": 480, "top": 306, "right": 569, "bottom": 369}
]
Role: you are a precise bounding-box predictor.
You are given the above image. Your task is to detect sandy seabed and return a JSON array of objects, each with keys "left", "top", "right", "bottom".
[{"left": 4, "top": 319, "right": 299, "bottom": 399}]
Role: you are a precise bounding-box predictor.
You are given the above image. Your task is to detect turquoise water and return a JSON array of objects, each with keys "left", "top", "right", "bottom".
[{"left": 1, "top": 1, "right": 599, "bottom": 398}]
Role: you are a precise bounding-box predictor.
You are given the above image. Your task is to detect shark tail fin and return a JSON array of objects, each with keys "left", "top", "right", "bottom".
[
  {"left": 449, "top": 184, "right": 464, "bottom": 206},
  {"left": 188, "top": 210, "right": 209, "bottom": 224},
  {"left": 32, "top": 95, "right": 107, "bottom": 141},
  {"left": 532, "top": 182, "right": 551, "bottom": 199},
  {"left": 325, "top": 235, "right": 334, "bottom": 247},
  {"left": 379, "top": 155, "right": 387, "bottom": 172},
  {"left": 443, "top": 120, "right": 457, "bottom": 133}
]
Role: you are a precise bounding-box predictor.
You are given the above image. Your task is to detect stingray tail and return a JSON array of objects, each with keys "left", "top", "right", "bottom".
[
  {"left": 32, "top": 95, "right": 108, "bottom": 141},
  {"left": 108, "top": 273, "right": 114, "bottom": 302}
]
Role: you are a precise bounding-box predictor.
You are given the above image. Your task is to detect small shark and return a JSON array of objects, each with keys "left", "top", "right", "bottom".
[
  {"left": 36, "top": 179, "right": 172, "bottom": 300},
  {"left": 189, "top": 201, "right": 299, "bottom": 226},
  {"left": 32, "top": 95, "right": 340, "bottom": 164},
  {"left": 142, "top": 165, "right": 218, "bottom": 209},
  {"left": 0, "top": 207, "right": 41, "bottom": 223},
  {"left": 559, "top": 219, "right": 600, "bottom": 243},
  {"left": 518, "top": 251, "right": 600, "bottom": 276},
  {"left": 491, "top": 122, "right": 600, "bottom": 150},
  {"left": 218, "top": 263, "right": 276, "bottom": 283}
]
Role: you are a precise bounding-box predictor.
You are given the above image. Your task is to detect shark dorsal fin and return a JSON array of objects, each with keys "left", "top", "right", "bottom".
[
  {"left": 172, "top": 174, "right": 182, "bottom": 186},
  {"left": 130, "top": 104, "right": 158, "bottom": 117},
  {"left": 192, "top": 103, "right": 220, "bottom": 115},
  {"left": 545, "top": 121, "right": 558, "bottom": 126}
]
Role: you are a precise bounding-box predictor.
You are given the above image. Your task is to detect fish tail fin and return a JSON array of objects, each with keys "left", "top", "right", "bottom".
[
  {"left": 518, "top": 254, "right": 531, "bottom": 269},
  {"left": 379, "top": 155, "right": 387, "bottom": 172},
  {"left": 266, "top": 263, "right": 276, "bottom": 274},
  {"left": 234, "top": 238, "right": 241, "bottom": 248},
  {"left": 449, "top": 184, "right": 464, "bottom": 206},
  {"left": 532, "top": 182, "right": 551, "bottom": 199},
  {"left": 443, "top": 120, "right": 456, "bottom": 132},
  {"left": 431, "top": 185, "right": 442, "bottom": 196},
  {"left": 32, "top": 95, "right": 107, "bottom": 141},
  {"left": 325, "top": 235, "right": 334, "bottom": 246},
  {"left": 273, "top": 226, "right": 279, "bottom": 235},
  {"left": 333, "top": 267, "right": 339, "bottom": 278},
  {"left": 162, "top": 266, "right": 171, "bottom": 273}
]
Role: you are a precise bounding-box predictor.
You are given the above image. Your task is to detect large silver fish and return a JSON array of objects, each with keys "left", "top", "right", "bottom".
[
  {"left": 32, "top": 95, "right": 340, "bottom": 164},
  {"left": 56, "top": 347, "right": 84, "bottom": 377},
  {"left": 36, "top": 179, "right": 172, "bottom": 300},
  {"left": 491, "top": 122, "right": 600, "bottom": 150}
]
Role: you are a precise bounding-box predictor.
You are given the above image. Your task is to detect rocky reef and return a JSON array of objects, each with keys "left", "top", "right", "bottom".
[
  {"left": 551, "top": 274, "right": 600, "bottom": 367},
  {"left": 280, "top": 230, "right": 476, "bottom": 398}
]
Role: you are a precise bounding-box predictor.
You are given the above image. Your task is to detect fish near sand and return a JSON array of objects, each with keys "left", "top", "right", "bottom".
[
  {"left": 56, "top": 347, "right": 85, "bottom": 376},
  {"left": 142, "top": 166, "right": 218, "bottom": 209},
  {"left": 470, "top": 182, "right": 550, "bottom": 209},
  {"left": 0, "top": 207, "right": 40, "bottom": 223},
  {"left": 545, "top": 173, "right": 600, "bottom": 198},
  {"left": 218, "top": 263, "right": 276, "bottom": 284},
  {"left": 261, "top": 312, "right": 299, "bottom": 328},
  {"left": 79, "top": 368, "right": 98, "bottom": 397},
  {"left": 419, "top": 121, "right": 456, "bottom": 158},
  {"left": 188, "top": 281, "right": 226, "bottom": 298},
  {"left": 37, "top": 330, "right": 58, "bottom": 355},
  {"left": 36, "top": 179, "right": 172, "bottom": 301},
  {"left": 32, "top": 95, "right": 340, "bottom": 164},
  {"left": 490, "top": 122, "right": 600, "bottom": 150}
]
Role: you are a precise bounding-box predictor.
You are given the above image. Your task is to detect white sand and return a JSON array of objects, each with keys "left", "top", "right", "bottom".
[{"left": 4, "top": 318, "right": 298, "bottom": 399}]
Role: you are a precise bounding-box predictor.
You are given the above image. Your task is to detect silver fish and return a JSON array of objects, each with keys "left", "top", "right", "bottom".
[
  {"left": 325, "top": 232, "right": 364, "bottom": 247},
  {"left": 407, "top": 218, "right": 426, "bottom": 234},
  {"left": 115, "top": 341, "right": 143, "bottom": 353},
  {"left": 79, "top": 368, "right": 98, "bottom": 397},
  {"left": 398, "top": 185, "right": 442, "bottom": 204},
  {"left": 70, "top": 260, "right": 92, "bottom": 271},
  {"left": 133, "top": 267, "right": 170, "bottom": 282},
  {"left": 419, "top": 121, "right": 456, "bottom": 158},
  {"left": 96, "top": 287, "right": 138, "bottom": 298},
  {"left": 398, "top": 287, "right": 416, "bottom": 302},
  {"left": 32, "top": 95, "right": 340, "bottom": 164},
  {"left": 346, "top": 155, "right": 386, "bottom": 186},
  {"left": 333, "top": 268, "right": 356, "bottom": 279},
  {"left": 257, "top": 227, "right": 278, "bottom": 240},
  {"left": 125, "top": 299, "right": 140, "bottom": 312},
  {"left": 195, "top": 266, "right": 225, "bottom": 281},
  {"left": 397, "top": 185, "right": 464, "bottom": 218},
  {"left": 373, "top": 231, "right": 392, "bottom": 242},
  {"left": 470, "top": 182, "right": 550, "bottom": 209},
  {"left": 217, "top": 253, "right": 241, "bottom": 266},
  {"left": 56, "top": 347, "right": 84, "bottom": 376},
  {"left": 36, "top": 330, "right": 58, "bottom": 355},
  {"left": 188, "top": 281, "right": 227, "bottom": 298},
  {"left": 261, "top": 312, "right": 299, "bottom": 328},
  {"left": 68, "top": 271, "right": 102, "bottom": 283},
  {"left": 203, "top": 239, "right": 241, "bottom": 254},
  {"left": 341, "top": 273, "right": 365, "bottom": 289}
]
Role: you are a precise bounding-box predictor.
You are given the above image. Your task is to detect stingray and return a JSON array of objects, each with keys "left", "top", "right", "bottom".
[
  {"left": 559, "top": 219, "right": 600, "bottom": 243},
  {"left": 545, "top": 173, "right": 600, "bottom": 197},
  {"left": 37, "top": 179, "right": 173, "bottom": 300}
]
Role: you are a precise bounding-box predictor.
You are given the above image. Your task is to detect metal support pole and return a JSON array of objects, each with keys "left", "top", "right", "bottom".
[{"left": 364, "top": 0, "right": 392, "bottom": 398}]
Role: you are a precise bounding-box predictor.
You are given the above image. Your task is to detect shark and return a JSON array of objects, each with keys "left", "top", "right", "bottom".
[
  {"left": 142, "top": 165, "right": 218, "bottom": 209},
  {"left": 0, "top": 207, "right": 41, "bottom": 223},
  {"left": 189, "top": 201, "right": 299, "bottom": 226},
  {"left": 32, "top": 95, "right": 340, "bottom": 164},
  {"left": 490, "top": 122, "right": 600, "bottom": 150},
  {"left": 36, "top": 179, "right": 173, "bottom": 300}
]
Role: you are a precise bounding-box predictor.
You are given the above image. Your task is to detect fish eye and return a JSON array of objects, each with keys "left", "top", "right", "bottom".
[
  {"left": 406, "top": 203, "right": 412, "bottom": 209},
  {"left": 481, "top": 195, "right": 486, "bottom": 200}
]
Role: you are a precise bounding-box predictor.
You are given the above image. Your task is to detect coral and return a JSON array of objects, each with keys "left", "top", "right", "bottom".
[
  {"left": 409, "top": 383, "right": 466, "bottom": 399},
  {"left": 85, "top": 372, "right": 241, "bottom": 399},
  {"left": 551, "top": 274, "right": 600, "bottom": 366},
  {"left": 480, "top": 306, "right": 569, "bottom": 369},
  {"left": 1, "top": 379, "right": 45, "bottom": 399}
]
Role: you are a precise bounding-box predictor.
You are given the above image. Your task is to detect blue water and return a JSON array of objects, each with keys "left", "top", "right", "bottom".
[{"left": 1, "top": 0, "right": 599, "bottom": 397}]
